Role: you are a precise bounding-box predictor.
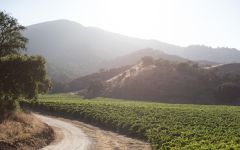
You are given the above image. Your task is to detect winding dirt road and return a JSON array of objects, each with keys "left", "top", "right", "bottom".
[
  {"left": 35, "top": 114, "right": 93, "bottom": 150},
  {"left": 35, "top": 114, "right": 151, "bottom": 150}
]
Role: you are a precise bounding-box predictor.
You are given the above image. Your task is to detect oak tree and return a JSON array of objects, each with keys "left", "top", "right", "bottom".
[{"left": 0, "top": 11, "right": 51, "bottom": 120}]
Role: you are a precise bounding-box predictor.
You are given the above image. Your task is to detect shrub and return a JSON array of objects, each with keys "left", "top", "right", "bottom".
[
  {"left": 216, "top": 82, "right": 240, "bottom": 101},
  {"left": 141, "top": 56, "right": 154, "bottom": 66}
]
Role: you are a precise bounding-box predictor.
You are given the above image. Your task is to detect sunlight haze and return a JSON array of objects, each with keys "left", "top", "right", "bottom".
[
  {"left": 1, "top": 0, "right": 240, "bottom": 49},
  {"left": 2, "top": 1, "right": 240, "bottom": 149}
]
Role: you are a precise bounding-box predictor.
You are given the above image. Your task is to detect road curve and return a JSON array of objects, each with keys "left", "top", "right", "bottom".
[{"left": 35, "top": 114, "right": 92, "bottom": 150}]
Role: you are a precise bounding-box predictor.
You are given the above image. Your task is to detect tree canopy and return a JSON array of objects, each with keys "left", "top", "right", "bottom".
[
  {"left": 141, "top": 56, "right": 154, "bottom": 66},
  {"left": 0, "top": 11, "right": 27, "bottom": 57},
  {"left": 0, "top": 11, "right": 51, "bottom": 120}
]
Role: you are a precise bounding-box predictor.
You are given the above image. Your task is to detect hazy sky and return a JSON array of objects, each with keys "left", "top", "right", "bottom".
[{"left": 1, "top": 0, "right": 240, "bottom": 49}]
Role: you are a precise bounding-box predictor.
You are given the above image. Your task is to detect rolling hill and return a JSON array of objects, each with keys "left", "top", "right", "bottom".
[
  {"left": 177, "top": 45, "right": 240, "bottom": 63},
  {"left": 75, "top": 59, "right": 240, "bottom": 104},
  {"left": 23, "top": 20, "right": 240, "bottom": 82},
  {"left": 210, "top": 63, "right": 240, "bottom": 75},
  {"left": 100, "top": 61, "right": 215, "bottom": 103},
  {"left": 101, "top": 48, "right": 188, "bottom": 69}
]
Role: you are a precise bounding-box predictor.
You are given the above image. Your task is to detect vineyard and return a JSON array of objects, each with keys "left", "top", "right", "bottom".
[{"left": 22, "top": 94, "right": 240, "bottom": 149}]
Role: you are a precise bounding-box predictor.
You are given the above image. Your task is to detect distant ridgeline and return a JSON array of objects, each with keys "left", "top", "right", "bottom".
[
  {"left": 24, "top": 20, "right": 240, "bottom": 84},
  {"left": 54, "top": 57, "right": 240, "bottom": 105},
  {"left": 23, "top": 20, "right": 240, "bottom": 104}
]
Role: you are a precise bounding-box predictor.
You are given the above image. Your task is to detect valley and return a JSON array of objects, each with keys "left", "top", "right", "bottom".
[{"left": 1, "top": 3, "right": 240, "bottom": 149}]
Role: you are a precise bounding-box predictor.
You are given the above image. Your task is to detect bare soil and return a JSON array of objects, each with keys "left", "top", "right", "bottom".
[
  {"left": 56, "top": 116, "right": 151, "bottom": 150},
  {"left": 0, "top": 112, "right": 54, "bottom": 150}
]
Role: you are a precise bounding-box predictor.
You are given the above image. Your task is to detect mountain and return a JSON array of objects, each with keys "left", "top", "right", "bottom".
[
  {"left": 23, "top": 20, "right": 184, "bottom": 80},
  {"left": 24, "top": 20, "right": 107, "bottom": 79},
  {"left": 210, "top": 63, "right": 240, "bottom": 75},
  {"left": 101, "top": 48, "right": 188, "bottom": 69},
  {"left": 64, "top": 49, "right": 188, "bottom": 93},
  {"left": 176, "top": 45, "right": 240, "bottom": 63},
  {"left": 24, "top": 20, "right": 240, "bottom": 81}
]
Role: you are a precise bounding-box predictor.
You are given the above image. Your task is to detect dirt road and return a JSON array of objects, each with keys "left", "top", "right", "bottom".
[
  {"left": 35, "top": 114, "right": 93, "bottom": 150},
  {"left": 35, "top": 114, "right": 151, "bottom": 150}
]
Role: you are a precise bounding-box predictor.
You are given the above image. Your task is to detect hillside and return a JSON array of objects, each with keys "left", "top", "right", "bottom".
[
  {"left": 75, "top": 58, "right": 240, "bottom": 104},
  {"left": 101, "top": 61, "right": 215, "bottom": 103},
  {"left": 210, "top": 63, "right": 240, "bottom": 75},
  {"left": 24, "top": 20, "right": 240, "bottom": 82},
  {"left": 24, "top": 20, "right": 180, "bottom": 79},
  {"left": 101, "top": 48, "right": 188, "bottom": 69},
  {"left": 177, "top": 45, "right": 240, "bottom": 63},
  {"left": 24, "top": 20, "right": 181, "bottom": 81},
  {"left": 65, "top": 49, "right": 190, "bottom": 94},
  {"left": 24, "top": 20, "right": 180, "bottom": 59},
  {"left": 67, "top": 65, "right": 131, "bottom": 92}
]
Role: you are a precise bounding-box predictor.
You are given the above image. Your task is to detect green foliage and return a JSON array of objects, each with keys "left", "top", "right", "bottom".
[
  {"left": 85, "top": 80, "right": 104, "bottom": 98},
  {"left": 176, "top": 62, "right": 200, "bottom": 74},
  {"left": 154, "top": 59, "right": 172, "bottom": 67},
  {"left": 0, "top": 11, "right": 50, "bottom": 120},
  {"left": 51, "top": 81, "right": 68, "bottom": 93},
  {"left": 23, "top": 94, "right": 240, "bottom": 149},
  {"left": 0, "top": 11, "right": 27, "bottom": 57},
  {"left": 0, "top": 55, "right": 51, "bottom": 119}
]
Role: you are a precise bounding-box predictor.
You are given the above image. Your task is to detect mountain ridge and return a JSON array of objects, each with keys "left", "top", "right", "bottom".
[{"left": 23, "top": 19, "right": 240, "bottom": 82}]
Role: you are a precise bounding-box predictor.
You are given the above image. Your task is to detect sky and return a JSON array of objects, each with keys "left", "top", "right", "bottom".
[{"left": 1, "top": 0, "right": 240, "bottom": 49}]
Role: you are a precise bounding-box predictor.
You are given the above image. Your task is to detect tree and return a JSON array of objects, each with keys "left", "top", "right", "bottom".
[
  {"left": 141, "top": 56, "right": 154, "bottom": 66},
  {"left": 216, "top": 82, "right": 240, "bottom": 102},
  {"left": 177, "top": 62, "right": 191, "bottom": 72},
  {"left": 0, "top": 11, "right": 51, "bottom": 120},
  {"left": 0, "top": 55, "right": 51, "bottom": 120},
  {"left": 51, "top": 81, "right": 67, "bottom": 93},
  {"left": 0, "top": 11, "right": 27, "bottom": 57},
  {"left": 85, "top": 80, "right": 104, "bottom": 98}
]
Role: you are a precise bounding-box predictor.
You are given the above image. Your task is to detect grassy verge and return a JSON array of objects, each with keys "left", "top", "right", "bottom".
[
  {"left": 0, "top": 110, "right": 54, "bottom": 150},
  {"left": 22, "top": 94, "right": 240, "bottom": 150}
]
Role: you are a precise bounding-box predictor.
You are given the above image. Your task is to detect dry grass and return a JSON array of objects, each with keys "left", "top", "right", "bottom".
[
  {"left": 0, "top": 110, "right": 54, "bottom": 150},
  {"left": 0, "top": 111, "right": 44, "bottom": 143}
]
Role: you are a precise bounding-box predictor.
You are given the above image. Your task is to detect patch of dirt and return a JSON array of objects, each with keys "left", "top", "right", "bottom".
[
  {"left": 0, "top": 112, "right": 54, "bottom": 150},
  {"left": 49, "top": 127, "right": 64, "bottom": 146},
  {"left": 57, "top": 117, "right": 151, "bottom": 150},
  {"left": 106, "top": 63, "right": 156, "bottom": 88},
  {"left": 36, "top": 114, "right": 93, "bottom": 150}
]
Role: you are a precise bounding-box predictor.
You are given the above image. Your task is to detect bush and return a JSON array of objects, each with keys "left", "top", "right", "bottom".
[
  {"left": 216, "top": 82, "right": 240, "bottom": 101},
  {"left": 84, "top": 80, "right": 104, "bottom": 98},
  {"left": 51, "top": 81, "right": 68, "bottom": 93},
  {"left": 141, "top": 56, "right": 154, "bottom": 66}
]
